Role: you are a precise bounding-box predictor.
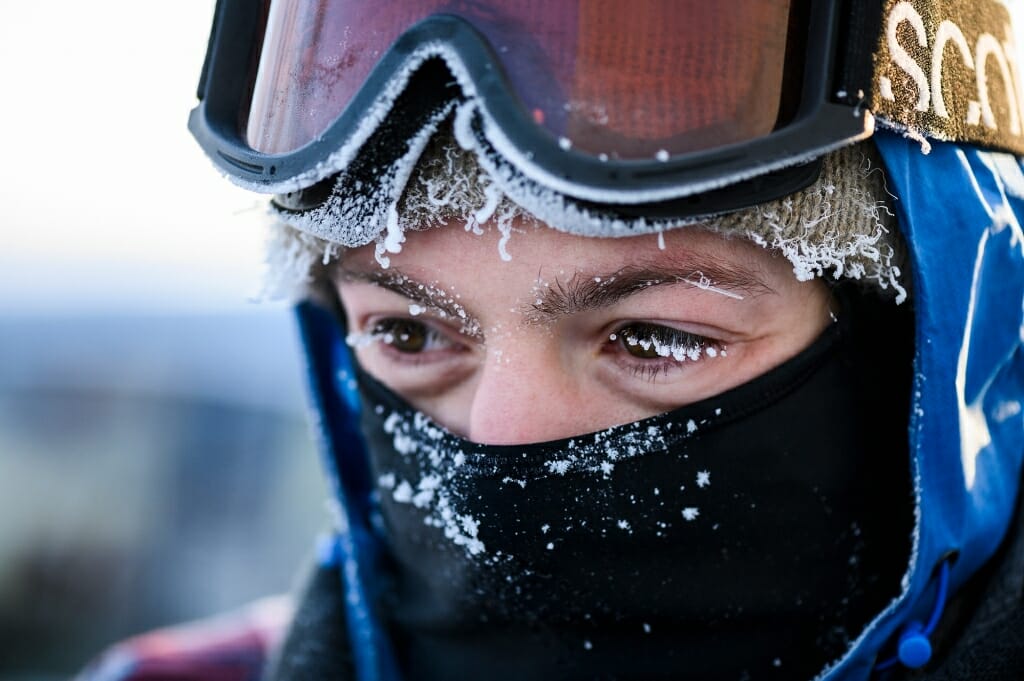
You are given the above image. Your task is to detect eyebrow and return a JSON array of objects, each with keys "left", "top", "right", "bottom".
[
  {"left": 336, "top": 253, "right": 772, "bottom": 330},
  {"left": 335, "top": 266, "right": 483, "bottom": 336},
  {"left": 524, "top": 257, "right": 774, "bottom": 325}
]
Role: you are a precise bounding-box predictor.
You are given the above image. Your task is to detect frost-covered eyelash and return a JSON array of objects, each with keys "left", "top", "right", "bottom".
[
  {"left": 611, "top": 325, "right": 727, "bottom": 362},
  {"left": 346, "top": 330, "right": 379, "bottom": 348},
  {"left": 346, "top": 318, "right": 451, "bottom": 351}
]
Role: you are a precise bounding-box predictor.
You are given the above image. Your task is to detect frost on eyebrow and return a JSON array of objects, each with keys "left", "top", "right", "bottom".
[
  {"left": 336, "top": 267, "right": 482, "bottom": 338},
  {"left": 682, "top": 271, "right": 744, "bottom": 301},
  {"left": 523, "top": 261, "right": 772, "bottom": 325}
]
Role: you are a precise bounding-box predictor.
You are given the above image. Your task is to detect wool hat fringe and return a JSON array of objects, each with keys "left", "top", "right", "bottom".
[{"left": 265, "top": 123, "right": 907, "bottom": 302}]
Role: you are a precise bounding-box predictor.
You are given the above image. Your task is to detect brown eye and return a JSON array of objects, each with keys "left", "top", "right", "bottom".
[
  {"left": 373, "top": 319, "right": 429, "bottom": 353},
  {"left": 615, "top": 324, "right": 712, "bottom": 361},
  {"left": 621, "top": 328, "right": 663, "bottom": 359}
]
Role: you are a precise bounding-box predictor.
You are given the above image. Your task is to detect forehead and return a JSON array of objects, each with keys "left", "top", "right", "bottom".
[{"left": 341, "top": 220, "right": 787, "bottom": 292}]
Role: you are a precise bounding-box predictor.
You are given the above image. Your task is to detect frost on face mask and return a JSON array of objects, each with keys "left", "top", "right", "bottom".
[{"left": 369, "top": 402, "right": 725, "bottom": 560}]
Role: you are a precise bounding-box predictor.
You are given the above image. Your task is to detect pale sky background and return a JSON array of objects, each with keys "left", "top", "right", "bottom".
[
  {"left": 1, "top": 2, "right": 1022, "bottom": 313},
  {"left": 0, "top": 2, "right": 263, "bottom": 313}
]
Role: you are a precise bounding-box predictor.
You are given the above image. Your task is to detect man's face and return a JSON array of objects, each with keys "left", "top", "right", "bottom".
[{"left": 336, "top": 222, "right": 831, "bottom": 444}]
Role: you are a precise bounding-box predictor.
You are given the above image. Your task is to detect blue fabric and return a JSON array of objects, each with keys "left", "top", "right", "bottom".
[
  {"left": 834, "top": 131, "right": 1024, "bottom": 679},
  {"left": 295, "top": 302, "right": 401, "bottom": 681},
  {"left": 294, "top": 129, "right": 1024, "bottom": 680}
]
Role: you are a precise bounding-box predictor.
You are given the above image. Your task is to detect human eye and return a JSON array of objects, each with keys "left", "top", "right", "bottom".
[
  {"left": 344, "top": 313, "right": 477, "bottom": 401},
  {"left": 607, "top": 322, "right": 725, "bottom": 380},
  {"left": 348, "top": 317, "right": 460, "bottom": 356}
]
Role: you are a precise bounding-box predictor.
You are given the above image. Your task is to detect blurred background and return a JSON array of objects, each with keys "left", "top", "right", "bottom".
[
  {"left": 5, "top": 2, "right": 1024, "bottom": 680},
  {"left": 0, "top": 3, "right": 326, "bottom": 678}
]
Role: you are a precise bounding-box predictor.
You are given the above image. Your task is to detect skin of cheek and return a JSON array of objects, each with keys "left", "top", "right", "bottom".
[{"left": 335, "top": 221, "right": 833, "bottom": 444}]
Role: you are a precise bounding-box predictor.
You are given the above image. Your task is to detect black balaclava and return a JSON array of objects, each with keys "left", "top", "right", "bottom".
[{"left": 353, "top": 286, "right": 915, "bottom": 681}]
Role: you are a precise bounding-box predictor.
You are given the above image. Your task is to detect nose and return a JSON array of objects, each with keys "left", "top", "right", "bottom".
[{"left": 465, "top": 342, "right": 580, "bottom": 445}]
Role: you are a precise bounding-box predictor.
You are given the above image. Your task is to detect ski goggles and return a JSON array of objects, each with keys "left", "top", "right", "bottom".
[{"left": 189, "top": 0, "right": 879, "bottom": 219}]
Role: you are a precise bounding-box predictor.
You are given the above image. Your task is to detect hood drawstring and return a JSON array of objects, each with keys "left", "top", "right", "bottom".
[{"left": 874, "top": 557, "right": 953, "bottom": 673}]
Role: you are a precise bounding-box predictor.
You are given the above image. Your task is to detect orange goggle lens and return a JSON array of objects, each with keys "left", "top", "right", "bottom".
[{"left": 246, "top": 0, "right": 801, "bottom": 159}]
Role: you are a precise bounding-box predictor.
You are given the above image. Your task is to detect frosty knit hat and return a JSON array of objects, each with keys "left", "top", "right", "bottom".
[{"left": 267, "top": 123, "right": 906, "bottom": 303}]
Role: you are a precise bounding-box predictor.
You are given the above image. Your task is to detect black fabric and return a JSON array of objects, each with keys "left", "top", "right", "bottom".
[
  {"left": 266, "top": 561, "right": 356, "bottom": 681},
  {"left": 352, "top": 289, "right": 915, "bottom": 681},
  {"left": 269, "top": 498, "right": 1024, "bottom": 681}
]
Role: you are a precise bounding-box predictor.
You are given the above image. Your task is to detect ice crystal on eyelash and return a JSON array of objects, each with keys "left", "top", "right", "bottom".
[
  {"left": 345, "top": 332, "right": 377, "bottom": 348},
  {"left": 345, "top": 326, "right": 416, "bottom": 350},
  {"left": 622, "top": 331, "right": 724, "bottom": 364}
]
